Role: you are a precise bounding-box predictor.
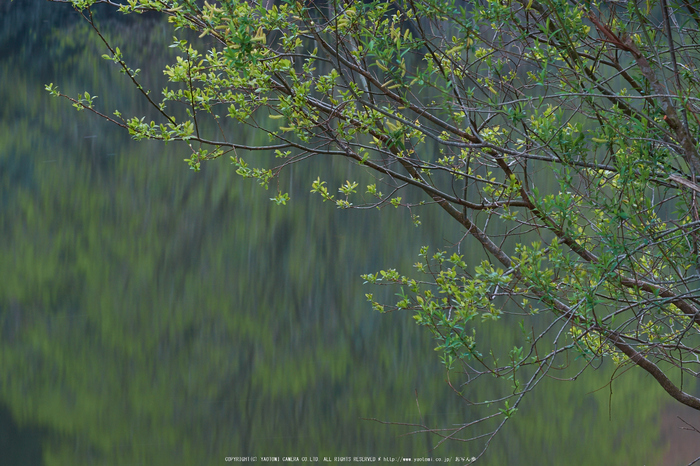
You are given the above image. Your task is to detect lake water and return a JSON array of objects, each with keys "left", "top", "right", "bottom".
[{"left": 1, "top": 1, "right": 699, "bottom": 464}]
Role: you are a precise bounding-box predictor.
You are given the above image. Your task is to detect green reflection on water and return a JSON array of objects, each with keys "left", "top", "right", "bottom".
[{"left": 0, "top": 2, "right": 695, "bottom": 465}]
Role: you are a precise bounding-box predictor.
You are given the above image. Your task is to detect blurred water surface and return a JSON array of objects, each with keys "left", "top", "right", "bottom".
[{"left": 1, "top": 1, "right": 699, "bottom": 465}]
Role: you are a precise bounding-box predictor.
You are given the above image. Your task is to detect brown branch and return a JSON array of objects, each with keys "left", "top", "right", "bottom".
[
  {"left": 605, "top": 330, "right": 700, "bottom": 409},
  {"left": 616, "top": 35, "right": 700, "bottom": 172},
  {"left": 530, "top": 288, "right": 700, "bottom": 410}
]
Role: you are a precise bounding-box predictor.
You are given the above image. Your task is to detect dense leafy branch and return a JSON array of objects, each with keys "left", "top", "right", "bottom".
[{"left": 49, "top": 0, "right": 700, "bottom": 457}]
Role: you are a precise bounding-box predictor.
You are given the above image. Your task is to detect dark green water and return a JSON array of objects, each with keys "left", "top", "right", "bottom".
[{"left": 1, "top": 1, "right": 699, "bottom": 464}]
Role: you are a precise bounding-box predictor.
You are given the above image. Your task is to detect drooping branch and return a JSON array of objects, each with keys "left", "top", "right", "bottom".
[{"left": 605, "top": 330, "right": 700, "bottom": 409}]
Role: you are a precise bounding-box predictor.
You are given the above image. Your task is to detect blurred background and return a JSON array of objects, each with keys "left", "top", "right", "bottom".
[{"left": 0, "top": 1, "right": 699, "bottom": 464}]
